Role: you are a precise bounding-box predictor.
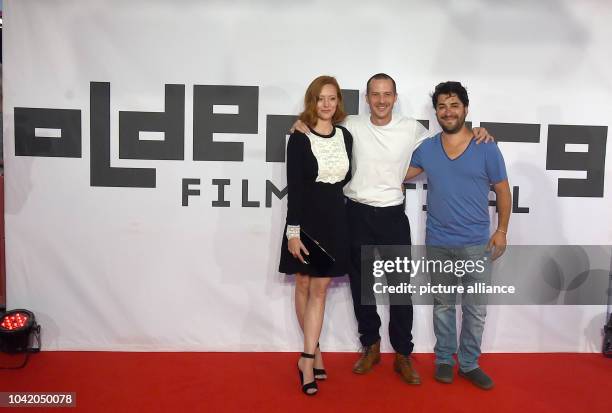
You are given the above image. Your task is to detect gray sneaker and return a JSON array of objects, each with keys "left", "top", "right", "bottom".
[
  {"left": 434, "top": 364, "right": 454, "bottom": 383},
  {"left": 459, "top": 367, "right": 494, "bottom": 390}
]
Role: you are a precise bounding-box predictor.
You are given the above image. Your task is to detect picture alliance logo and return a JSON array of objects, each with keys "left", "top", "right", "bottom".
[{"left": 13, "top": 82, "right": 608, "bottom": 208}]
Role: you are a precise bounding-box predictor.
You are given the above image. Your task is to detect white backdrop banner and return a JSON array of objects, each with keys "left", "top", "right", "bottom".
[{"left": 3, "top": 0, "right": 612, "bottom": 351}]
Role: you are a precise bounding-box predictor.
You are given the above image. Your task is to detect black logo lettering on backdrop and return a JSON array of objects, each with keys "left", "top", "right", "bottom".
[{"left": 13, "top": 83, "right": 608, "bottom": 209}]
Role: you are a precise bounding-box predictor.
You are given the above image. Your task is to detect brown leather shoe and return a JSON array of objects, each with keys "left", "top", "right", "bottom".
[
  {"left": 393, "top": 353, "right": 421, "bottom": 384},
  {"left": 352, "top": 340, "right": 381, "bottom": 374}
]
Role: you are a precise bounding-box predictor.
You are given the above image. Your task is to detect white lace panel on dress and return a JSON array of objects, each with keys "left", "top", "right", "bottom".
[{"left": 307, "top": 128, "right": 349, "bottom": 184}]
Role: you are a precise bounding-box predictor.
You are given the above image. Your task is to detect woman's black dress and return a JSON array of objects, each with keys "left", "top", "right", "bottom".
[{"left": 279, "top": 126, "right": 353, "bottom": 277}]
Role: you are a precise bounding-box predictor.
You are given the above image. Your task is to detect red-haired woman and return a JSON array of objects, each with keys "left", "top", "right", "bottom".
[{"left": 279, "top": 76, "right": 353, "bottom": 395}]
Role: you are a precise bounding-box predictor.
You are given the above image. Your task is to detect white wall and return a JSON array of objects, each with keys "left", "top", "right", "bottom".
[{"left": 3, "top": 0, "right": 611, "bottom": 352}]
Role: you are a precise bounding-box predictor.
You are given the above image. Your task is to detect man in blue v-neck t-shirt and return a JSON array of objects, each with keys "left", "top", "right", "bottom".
[{"left": 406, "top": 81, "right": 511, "bottom": 390}]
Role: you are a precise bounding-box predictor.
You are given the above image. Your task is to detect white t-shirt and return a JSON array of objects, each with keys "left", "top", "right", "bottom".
[{"left": 342, "top": 114, "right": 429, "bottom": 207}]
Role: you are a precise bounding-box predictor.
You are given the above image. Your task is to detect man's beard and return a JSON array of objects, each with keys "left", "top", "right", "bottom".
[{"left": 439, "top": 116, "right": 465, "bottom": 134}]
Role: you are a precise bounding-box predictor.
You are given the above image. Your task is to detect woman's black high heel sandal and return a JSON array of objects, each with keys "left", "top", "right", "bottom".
[
  {"left": 298, "top": 353, "right": 318, "bottom": 395},
  {"left": 313, "top": 342, "right": 327, "bottom": 380}
]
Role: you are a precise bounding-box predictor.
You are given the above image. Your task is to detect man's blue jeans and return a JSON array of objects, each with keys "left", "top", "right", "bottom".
[{"left": 427, "top": 244, "right": 491, "bottom": 372}]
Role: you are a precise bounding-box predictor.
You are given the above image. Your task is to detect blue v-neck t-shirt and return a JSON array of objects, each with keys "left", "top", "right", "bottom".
[{"left": 410, "top": 133, "right": 507, "bottom": 246}]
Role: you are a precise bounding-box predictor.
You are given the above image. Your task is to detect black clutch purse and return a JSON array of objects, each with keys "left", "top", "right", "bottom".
[{"left": 300, "top": 229, "right": 335, "bottom": 273}]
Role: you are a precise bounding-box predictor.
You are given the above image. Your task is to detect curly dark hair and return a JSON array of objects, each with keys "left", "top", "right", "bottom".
[{"left": 431, "top": 81, "right": 469, "bottom": 108}]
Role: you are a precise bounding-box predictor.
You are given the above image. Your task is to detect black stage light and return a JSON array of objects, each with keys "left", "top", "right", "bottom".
[
  {"left": 604, "top": 314, "right": 612, "bottom": 358},
  {"left": 605, "top": 270, "right": 612, "bottom": 358},
  {"left": 0, "top": 309, "right": 41, "bottom": 353}
]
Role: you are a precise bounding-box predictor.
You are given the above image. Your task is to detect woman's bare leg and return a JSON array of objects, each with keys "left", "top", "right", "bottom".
[{"left": 298, "top": 276, "right": 332, "bottom": 389}]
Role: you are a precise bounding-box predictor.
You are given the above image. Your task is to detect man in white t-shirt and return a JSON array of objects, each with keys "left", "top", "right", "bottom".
[
  {"left": 343, "top": 74, "right": 427, "bottom": 384},
  {"left": 294, "top": 73, "right": 491, "bottom": 384}
]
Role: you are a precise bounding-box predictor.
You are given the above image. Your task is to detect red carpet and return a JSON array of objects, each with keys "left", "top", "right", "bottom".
[{"left": 0, "top": 352, "right": 610, "bottom": 412}]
